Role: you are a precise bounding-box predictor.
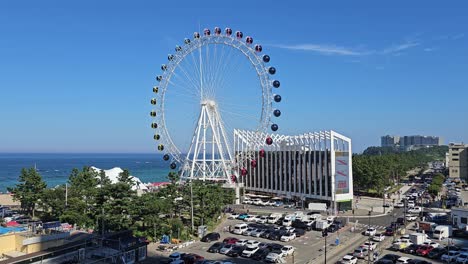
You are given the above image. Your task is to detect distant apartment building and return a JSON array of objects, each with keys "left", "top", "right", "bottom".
[
  {"left": 381, "top": 135, "right": 443, "bottom": 151},
  {"left": 381, "top": 135, "right": 400, "bottom": 148},
  {"left": 448, "top": 143, "right": 468, "bottom": 181}
]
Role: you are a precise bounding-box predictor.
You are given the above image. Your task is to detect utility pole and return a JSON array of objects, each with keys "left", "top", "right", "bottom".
[{"left": 368, "top": 207, "right": 373, "bottom": 264}]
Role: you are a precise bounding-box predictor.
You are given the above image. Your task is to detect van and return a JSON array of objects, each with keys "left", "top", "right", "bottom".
[
  {"left": 433, "top": 225, "right": 453, "bottom": 240},
  {"left": 233, "top": 223, "right": 248, "bottom": 235}
]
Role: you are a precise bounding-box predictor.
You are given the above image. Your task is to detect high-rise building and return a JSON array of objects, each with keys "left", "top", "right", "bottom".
[
  {"left": 381, "top": 135, "right": 400, "bottom": 148},
  {"left": 448, "top": 143, "right": 468, "bottom": 181},
  {"left": 381, "top": 135, "right": 443, "bottom": 151}
]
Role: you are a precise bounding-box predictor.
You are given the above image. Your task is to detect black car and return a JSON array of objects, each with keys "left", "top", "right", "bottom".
[
  {"left": 207, "top": 242, "right": 224, "bottom": 253},
  {"left": 408, "top": 260, "right": 432, "bottom": 264},
  {"left": 374, "top": 260, "right": 395, "bottom": 264},
  {"left": 201, "top": 232, "right": 220, "bottom": 242},
  {"left": 267, "top": 243, "right": 284, "bottom": 251},
  {"left": 226, "top": 245, "right": 245, "bottom": 257},
  {"left": 327, "top": 224, "right": 339, "bottom": 233},
  {"left": 427, "top": 247, "right": 447, "bottom": 259},
  {"left": 380, "top": 253, "right": 401, "bottom": 263},
  {"left": 396, "top": 217, "right": 405, "bottom": 225},
  {"left": 333, "top": 220, "right": 343, "bottom": 229},
  {"left": 252, "top": 248, "right": 271, "bottom": 261},
  {"left": 261, "top": 230, "right": 274, "bottom": 239},
  {"left": 402, "top": 244, "right": 419, "bottom": 254},
  {"left": 270, "top": 230, "right": 287, "bottom": 240},
  {"left": 293, "top": 228, "right": 306, "bottom": 237}
]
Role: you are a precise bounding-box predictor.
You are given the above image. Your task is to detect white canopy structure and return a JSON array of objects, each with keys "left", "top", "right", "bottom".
[{"left": 90, "top": 167, "right": 148, "bottom": 191}]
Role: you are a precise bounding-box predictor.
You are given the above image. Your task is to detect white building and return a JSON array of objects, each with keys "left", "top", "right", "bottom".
[{"left": 234, "top": 130, "right": 353, "bottom": 212}]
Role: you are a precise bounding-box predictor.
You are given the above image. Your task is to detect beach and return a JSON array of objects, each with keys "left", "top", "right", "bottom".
[{"left": 0, "top": 193, "right": 20, "bottom": 207}]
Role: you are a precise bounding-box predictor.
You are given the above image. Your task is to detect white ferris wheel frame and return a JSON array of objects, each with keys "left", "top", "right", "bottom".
[{"left": 154, "top": 33, "right": 275, "bottom": 166}]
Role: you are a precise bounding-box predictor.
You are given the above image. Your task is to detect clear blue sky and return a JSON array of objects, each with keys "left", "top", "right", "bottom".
[{"left": 1, "top": 1, "right": 467, "bottom": 153}]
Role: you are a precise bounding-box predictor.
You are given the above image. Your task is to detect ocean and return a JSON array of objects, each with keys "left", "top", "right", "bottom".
[{"left": 0, "top": 153, "right": 170, "bottom": 192}]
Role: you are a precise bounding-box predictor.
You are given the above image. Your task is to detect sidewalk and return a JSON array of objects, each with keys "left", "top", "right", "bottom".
[{"left": 343, "top": 184, "right": 413, "bottom": 217}]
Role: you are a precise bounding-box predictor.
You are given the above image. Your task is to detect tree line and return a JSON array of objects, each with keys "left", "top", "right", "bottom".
[
  {"left": 7, "top": 167, "right": 235, "bottom": 241},
  {"left": 353, "top": 145, "right": 448, "bottom": 196}
]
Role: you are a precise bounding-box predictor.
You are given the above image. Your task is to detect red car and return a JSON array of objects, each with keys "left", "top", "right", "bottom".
[
  {"left": 416, "top": 245, "right": 434, "bottom": 256},
  {"left": 182, "top": 253, "right": 204, "bottom": 264},
  {"left": 223, "top": 237, "right": 239, "bottom": 244}
]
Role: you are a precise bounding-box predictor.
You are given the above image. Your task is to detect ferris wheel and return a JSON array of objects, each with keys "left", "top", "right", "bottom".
[{"left": 150, "top": 26, "right": 282, "bottom": 184}]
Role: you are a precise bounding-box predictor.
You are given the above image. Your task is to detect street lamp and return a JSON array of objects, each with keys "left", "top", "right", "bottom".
[{"left": 368, "top": 207, "right": 373, "bottom": 264}]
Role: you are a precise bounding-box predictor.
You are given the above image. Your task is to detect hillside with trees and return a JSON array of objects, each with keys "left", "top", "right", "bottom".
[{"left": 353, "top": 145, "right": 448, "bottom": 196}]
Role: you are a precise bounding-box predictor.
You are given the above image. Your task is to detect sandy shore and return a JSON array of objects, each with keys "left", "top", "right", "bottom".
[{"left": 0, "top": 193, "right": 20, "bottom": 206}]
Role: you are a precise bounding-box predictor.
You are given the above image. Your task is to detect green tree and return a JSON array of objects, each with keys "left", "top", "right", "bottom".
[{"left": 7, "top": 167, "right": 47, "bottom": 218}]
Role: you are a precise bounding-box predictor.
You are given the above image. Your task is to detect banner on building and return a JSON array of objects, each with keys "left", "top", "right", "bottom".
[{"left": 335, "top": 151, "right": 350, "bottom": 194}]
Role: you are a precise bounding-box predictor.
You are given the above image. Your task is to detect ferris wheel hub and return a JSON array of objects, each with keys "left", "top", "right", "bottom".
[{"left": 201, "top": 99, "right": 217, "bottom": 107}]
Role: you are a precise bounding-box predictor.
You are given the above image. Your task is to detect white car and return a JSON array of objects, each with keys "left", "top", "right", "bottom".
[
  {"left": 257, "top": 216, "right": 268, "bottom": 224},
  {"left": 341, "top": 255, "right": 358, "bottom": 264},
  {"left": 361, "top": 241, "right": 377, "bottom": 251},
  {"left": 281, "top": 245, "right": 295, "bottom": 256},
  {"left": 395, "top": 202, "right": 404, "bottom": 208},
  {"left": 227, "top": 213, "right": 239, "bottom": 219},
  {"left": 235, "top": 239, "right": 248, "bottom": 246},
  {"left": 241, "top": 246, "right": 259, "bottom": 258},
  {"left": 265, "top": 252, "right": 284, "bottom": 263},
  {"left": 396, "top": 256, "right": 411, "bottom": 264},
  {"left": 243, "top": 215, "right": 257, "bottom": 222},
  {"left": 364, "top": 227, "right": 377, "bottom": 236},
  {"left": 407, "top": 202, "right": 415, "bottom": 208},
  {"left": 280, "top": 232, "right": 296, "bottom": 242},
  {"left": 406, "top": 214, "right": 417, "bottom": 221},
  {"left": 372, "top": 233, "right": 385, "bottom": 242},
  {"left": 422, "top": 241, "right": 439, "bottom": 248},
  {"left": 245, "top": 240, "right": 260, "bottom": 248},
  {"left": 408, "top": 207, "right": 422, "bottom": 214}
]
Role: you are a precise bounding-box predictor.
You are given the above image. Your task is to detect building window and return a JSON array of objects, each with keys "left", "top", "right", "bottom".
[
  {"left": 461, "top": 217, "right": 468, "bottom": 224},
  {"left": 125, "top": 250, "right": 135, "bottom": 264},
  {"left": 138, "top": 246, "right": 147, "bottom": 261},
  {"left": 453, "top": 158, "right": 459, "bottom": 161}
]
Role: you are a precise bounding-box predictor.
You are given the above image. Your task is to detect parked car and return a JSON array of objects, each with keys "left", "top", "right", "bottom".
[
  {"left": 241, "top": 246, "right": 259, "bottom": 258},
  {"left": 380, "top": 254, "right": 402, "bottom": 262},
  {"left": 416, "top": 245, "right": 434, "bottom": 256},
  {"left": 456, "top": 252, "right": 468, "bottom": 264},
  {"left": 427, "top": 247, "right": 446, "bottom": 259},
  {"left": 441, "top": 250, "right": 461, "bottom": 262},
  {"left": 245, "top": 240, "right": 260, "bottom": 248},
  {"left": 280, "top": 232, "right": 296, "bottom": 242},
  {"left": 201, "top": 232, "right": 220, "bottom": 242},
  {"left": 235, "top": 239, "right": 248, "bottom": 246},
  {"left": 207, "top": 242, "right": 225, "bottom": 253},
  {"left": 396, "top": 256, "right": 412, "bottom": 264},
  {"left": 327, "top": 224, "right": 340, "bottom": 233},
  {"left": 265, "top": 251, "right": 284, "bottom": 263},
  {"left": 226, "top": 245, "right": 246, "bottom": 257},
  {"left": 219, "top": 244, "right": 234, "bottom": 254},
  {"left": 169, "top": 252, "right": 186, "bottom": 261},
  {"left": 252, "top": 248, "right": 271, "bottom": 261},
  {"left": 227, "top": 213, "right": 239, "bottom": 219},
  {"left": 251, "top": 229, "right": 265, "bottom": 238},
  {"left": 353, "top": 247, "right": 369, "bottom": 259},
  {"left": 407, "top": 259, "right": 431, "bottom": 264},
  {"left": 362, "top": 241, "right": 377, "bottom": 251},
  {"left": 293, "top": 228, "right": 306, "bottom": 237},
  {"left": 237, "top": 213, "right": 249, "bottom": 220},
  {"left": 281, "top": 245, "right": 295, "bottom": 256},
  {"left": 395, "top": 202, "right": 405, "bottom": 208},
  {"left": 340, "top": 254, "right": 358, "bottom": 264},
  {"left": 223, "top": 237, "right": 238, "bottom": 245},
  {"left": 406, "top": 215, "right": 418, "bottom": 222},
  {"left": 402, "top": 244, "right": 419, "bottom": 255}
]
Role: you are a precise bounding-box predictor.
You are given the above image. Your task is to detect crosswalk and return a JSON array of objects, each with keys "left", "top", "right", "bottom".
[{"left": 353, "top": 223, "right": 387, "bottom": 231}]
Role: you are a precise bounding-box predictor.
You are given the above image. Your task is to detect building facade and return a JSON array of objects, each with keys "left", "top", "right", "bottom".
[
  {"left": 381, "top": 135, "right": 400, "bottom": 148},
  {"left": 381, "top": 135, "right": 443, "bottom": 151},
  {"left": 234, "top": 130, "right": 353, "bottom": 212},
  {"left": 448, "top": 143, "right": 468, "bottom": 181}
]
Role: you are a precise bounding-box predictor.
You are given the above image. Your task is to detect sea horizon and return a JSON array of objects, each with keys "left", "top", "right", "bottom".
[{"left": 0, "top": 153, "right": 171, "bottom": 192}]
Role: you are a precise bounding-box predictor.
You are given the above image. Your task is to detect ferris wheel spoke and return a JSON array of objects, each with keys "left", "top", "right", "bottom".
[
  {"left": 166, "top": 77, "right": 200, "bottom": 99},
  {"left": 173, "top": 61, "right": 202, "bottom": 96}
]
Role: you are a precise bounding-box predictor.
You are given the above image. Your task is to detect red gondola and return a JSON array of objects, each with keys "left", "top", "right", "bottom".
[
  {"left": 259, "top": 149, "right": 265, "bottom": 158},
  {"left": 241, "top": 168, "right": 248, "bottom": 176},
  {"left": 266, "top": 137, "right": 273, "bottom": 145}
]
